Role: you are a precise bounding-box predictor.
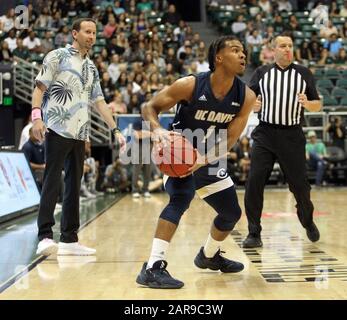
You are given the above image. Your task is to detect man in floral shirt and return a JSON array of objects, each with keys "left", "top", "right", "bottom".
[{"left": 32, "top": 18, "right": 126, "bottom": 256}]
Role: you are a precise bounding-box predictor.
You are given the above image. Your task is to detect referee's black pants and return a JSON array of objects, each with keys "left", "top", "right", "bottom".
[
  {"left": 244, "top": 123, "right": 314, "bottom": 235},
  {"left": 37, "top": 130, "right": 85, "bottom": 243}
]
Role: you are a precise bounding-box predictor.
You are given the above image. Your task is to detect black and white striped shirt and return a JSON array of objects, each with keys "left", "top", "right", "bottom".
[{"left": 249, "top": 63, "right": 320, "bottom": 126}]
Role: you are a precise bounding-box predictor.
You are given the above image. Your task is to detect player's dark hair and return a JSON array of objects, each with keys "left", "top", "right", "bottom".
[
  {"left": 208, "top": 35, "right": 241, "bottom": 72},
  {"left": 71, "top": 18, "right": 96, "bottom": 33}
]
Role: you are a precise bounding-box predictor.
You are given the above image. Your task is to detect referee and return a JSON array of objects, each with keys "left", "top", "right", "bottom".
[{"left": 243, "top": 33, "right": 322, "bottom": 248}]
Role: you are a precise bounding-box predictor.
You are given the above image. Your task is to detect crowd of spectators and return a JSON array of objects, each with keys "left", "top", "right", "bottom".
[
  {"left": 207, "top": 0, "right": 347, "bottom": 69},
  {"left": 4, "top": 0, "right": 347, "bottom": 191}
]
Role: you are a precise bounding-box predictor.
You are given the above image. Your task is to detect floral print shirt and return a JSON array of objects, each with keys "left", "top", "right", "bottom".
[{"left": 35, "top": 44, "right": 104, "bottom": 141}]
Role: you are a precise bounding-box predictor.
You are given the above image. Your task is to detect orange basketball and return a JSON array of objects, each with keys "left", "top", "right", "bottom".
[{"left": 152, "top": 133, "right": 197, "bottom": 177}]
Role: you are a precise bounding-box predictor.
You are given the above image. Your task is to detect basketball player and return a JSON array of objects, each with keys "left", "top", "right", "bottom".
[{"left": 136, "top": 35, "right": 256, "bottom": 289}]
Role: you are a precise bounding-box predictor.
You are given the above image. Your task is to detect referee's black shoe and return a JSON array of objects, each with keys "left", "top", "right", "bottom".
[
  {"left": 242, "top": 234, "right": 263, "bottom": 248},
  {"left": 306, "top": 222, "right": 320, "bottom": 242},
  {"left": 194, "top": 247, "right": 244, "bottom": 273},
  {"left": 136, "top": 260, "right": 184, "bottom": 289}
]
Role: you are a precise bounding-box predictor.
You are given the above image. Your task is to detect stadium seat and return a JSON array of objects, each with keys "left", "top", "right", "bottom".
[
  {"left": 332, "top": 87, "right": 347, "bottom": 100},
  {"left": 317, "top": 79, "right": 335, "bottom": 90},
  {"left": 336, "top": 78, "right": 347, "bottom": 89},
  {"left": 340, "top": 97, "right": 347, "bottom": 106},
  {"left": 323, "top": 96, "right": 339, "bottom": 106},
  {"left": 341, "top": 70, "right": 347, "bottom": 78},
  {"left": 325, "top": 69, "right": 341, "bottom": 80},
  {"left": 317, "top": 87, "right": 330, "bottom": 97},
  {"left": 313, "top": 68, "right": 325, "bottom": 80}
]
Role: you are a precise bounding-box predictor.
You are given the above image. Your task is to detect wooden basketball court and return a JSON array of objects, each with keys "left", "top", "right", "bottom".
[{"left": 1, "top": 188, "right": 347, "bottom": 300}]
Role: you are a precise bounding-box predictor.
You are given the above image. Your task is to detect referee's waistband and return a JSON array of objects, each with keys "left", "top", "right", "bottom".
[{"left": 259, "top": 121, "right": 301, "bottom": 130}]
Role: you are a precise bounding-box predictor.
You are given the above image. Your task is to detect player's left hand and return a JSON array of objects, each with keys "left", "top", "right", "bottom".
[
  {"left": 298, "top": 93, "right": 308, "bottom": 107},
  {"left": 115, "top": 131, "right": 127, "bottom": 153},
  {"left": 179, "top": 149, "right": 208, "bottom": 178}
]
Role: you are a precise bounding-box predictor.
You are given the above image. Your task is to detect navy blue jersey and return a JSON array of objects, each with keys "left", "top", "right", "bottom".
[{"left": 171, "top": 71, "right": 246, "bottom": 149}]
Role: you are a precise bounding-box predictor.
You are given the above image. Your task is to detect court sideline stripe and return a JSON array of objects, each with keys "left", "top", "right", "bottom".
[{"left": 0, "top": 195, "right": 125, "bottom": 294}]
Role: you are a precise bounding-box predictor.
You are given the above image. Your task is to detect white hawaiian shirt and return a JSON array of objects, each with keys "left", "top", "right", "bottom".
[{"left": 35, "top": 44, "right": 104, "bottom": 141}]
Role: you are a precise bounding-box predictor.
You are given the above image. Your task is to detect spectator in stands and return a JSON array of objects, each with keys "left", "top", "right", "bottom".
[
  {"left": 330, "top": 1, "right": 340, "bottom": 17},
  {"left": 340, "top": 0, "right": 347, "bottom": 17},
  {"left": 162, "top": 4, "right": 181, "bottom": 26},
  {"left": 12, "top": 39, "right": 30, "bottom": 61},
  {"left": 246, "top": 29, "right": 263, "bottom": 66},
  {"left": 254, "top": 13, "right": 266, "bottom": 35},
  {"left": 325, "top": 116, "right": 346, "bottom": 151},
  {"left": 258, "top": 0, "right": 272, "bottom": 14},
  {"left": 41, "top": 31, "right": 54, "bottom": 54},
  {"left": 309, "top": 32, "right": 322, "bottom": 52},
  {"left": 124, "top": 39, "right": 145, "bottom": 63},
  {"left": 127, "top": 93, "right": 141, "bottom": 114},
  {"left": 174, "top": 20, "right": 187, "bottom": 45},
  {"left": 231, "top": 15, "right": 247, "bottom": 40},
  {"left": 4, "top": 29, "right": 17, "bottom": 52},
  {"left": 18, "top": 115, "right": 33, "bottom": 150},
  {"left": 165, "top": 47, "right": 181, "bottom": 74},
  {"left": 334, "top": 48, "right": 347, "bottom": 66},
  {"left": 324, "top": 33, "right": 343, "bottom": 57},
  {"left": 22, "top": 127, "right": 46, "bottom": 189},
  {"left": 102, "top": 158, "right": 130, "bottom": 193},
  {"left": 131, "top": 117, "right": 152, "bottom": 198},
  {"left": 137, "top": 0, "right": 153, "bottom": 13},
  {"left": 259, "top": 39, "right": 275, "bottom": 65},
  {"left": 103, "top": 14, "right": 118, "bottom": 39},
  {"left": 152, "top": 50, "right": 166, "bottom": 73},
  {"left": 116, "top": 71, "right": 128, "bottom": 90},
  {"left": 66, "top": 0, "right": 80, "bottom": 19},
  {"left": 108, "top": 54, "right": 121, "bottom": 84},
  {"left": 195, "top": 53, "right": 210, "bottom": 73},
  {"left": 0, "top": 8, "right": 15, "bottom": 33},
  {"left": 276, "top": 0, "right": 293, "bottom": 11},
  {"left": 273, "top": 13, "right": 285, "bottom": 33},
  {"left": 0, "top": 41, "right": 13, "bottom": 63},
  {"left": 287, "top": 14, "right": 301, "bottom": 32},
  {"left": 340, "top": 21, "right": 347, "bottom": 39},
  {"left": 113, "top": 0, "right": 125, "bottom": 15},
  {"left": 50, "top": 11, "right": 64, "bottom": 30},
  {"left": 35, "top": 7, "right": 53, "bottom": 28},
  {"left": 306, "top": 130, "right": 328, "bottom": 186},
  {"left": 84, "top": 141, "right": 101, "bottom": 196},
  {"left": 148, "top": 72, "right": 161, "bottom": 94},
  {"left": 320, "top": 20, "right": 339, "bottom": 39},
  {"left": 108, "top": 90, "right": 127, "bottom": 115},
  {"left": 55, "top": 25, "right": 73, "bottom": 47},
  {"left": 106, "top": 36, "right": 126, "bottom": 56},
  {"left": 100, "top": 72, "right": 116, "bottom": 103},
  {"left": 236, "top": 136, "right": 252, "bottom": 182},
  {"left": 148, "top": 33, "right": 164, "bottom": 56},
  {"left": 23, "top": 31, "right": 43, "bottom": 53},
  {"left": 296, "top": 41, "right": 312, "bottom": 66}
]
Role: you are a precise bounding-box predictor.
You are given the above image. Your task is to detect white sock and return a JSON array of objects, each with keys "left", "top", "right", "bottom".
[
  {"left": 204, "top": 233, "right": 222, "bottom": 258},
  {"left": 147, "top": 238, "right": 170, "bottom": 269}
]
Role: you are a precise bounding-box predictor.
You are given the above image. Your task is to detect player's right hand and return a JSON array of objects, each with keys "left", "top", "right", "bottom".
[
  {"left": 253, "top": 95, "right": 262, "bottom": 112},
  {"left": 152, "top": 127, "right": 180, "bottom": 149},
  {"left": 32, "top": 119, "right": 47, "bottom": 143}
]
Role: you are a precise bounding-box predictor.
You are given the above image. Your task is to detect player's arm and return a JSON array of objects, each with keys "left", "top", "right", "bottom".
[
  {"left": 189, "top": 86, "right": 256, "bottom": 172},
  {"left": 225, "top": 86, "right": 257, "bottom": 151},
  {"left": 142, "top": 76, "right": 195, "bottom": 131}
]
